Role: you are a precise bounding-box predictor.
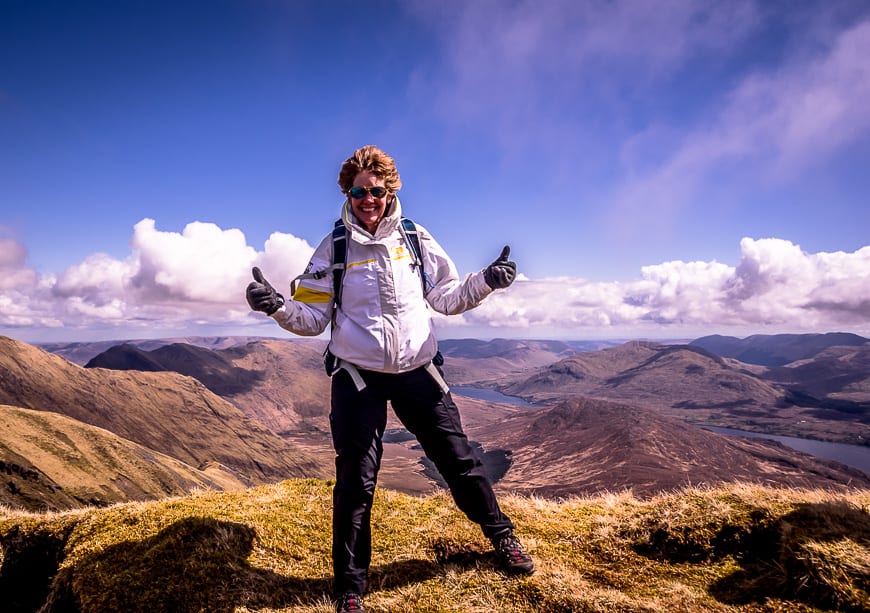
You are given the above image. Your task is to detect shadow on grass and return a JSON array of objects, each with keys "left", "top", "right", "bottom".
[
  {"left": 633, "top": 501, "right": 870, "bottom": 612},
  {"left": 708, "top": 501, "right": 870, "bottom": 612},
  {"left": 1, "top": 517, "right": 444, "bottom": 613}
]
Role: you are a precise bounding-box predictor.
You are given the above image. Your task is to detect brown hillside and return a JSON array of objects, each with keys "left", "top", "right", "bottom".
[
  {"left": 222, "top": 340, "right": 528, "bottom": 495},
  {"left": 217, "top": 339, "right": 331, "bottom": 435},
  {"left": 499, "top": 341, "right": 870, "bottom": 443},
  {"left": 2, "top": 481, "right": 868, "bottom": 613},
  {"left": 474, "top": 397, "right": 870, "bottom": 498},
  {"left": 0, "top": 336, "right": 326, "bottom": 486},
  {"left": 0, "top": 405, "right": 248, "bottom": 511},
  {"left": 66, "top": 338, "right": 496, "bottom": 496},
  {"left": 82, "top": 338, "right": 331, "bottom": 436},
  {"left": 501, "top": 341, "right": 784, "bottom": 408},
  {"left": 438, "top": 338, "right": 587, "bottom": 385},
  {"left": 764, "top": 344, "right": 870, "bottom": 402}
]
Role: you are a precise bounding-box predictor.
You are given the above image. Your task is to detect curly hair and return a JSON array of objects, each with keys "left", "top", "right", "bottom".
[{"left": 337, "top": 145, "right": 402, "bottom": 195}]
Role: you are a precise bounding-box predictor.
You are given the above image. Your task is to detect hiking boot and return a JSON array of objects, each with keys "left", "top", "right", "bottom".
[
  {"left": 335, "top": 591, "right": 365, "bottom": 613},
  {"left": 493, "top": 532, "right": 535, "bottom": 575}
]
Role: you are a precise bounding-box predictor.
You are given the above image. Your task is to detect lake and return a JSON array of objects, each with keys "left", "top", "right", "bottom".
[
  {"left": 703, "top": 426, "right": 870, "bottom": 475},
  {"left": 451, "top": 386, "right": 537, "bottom": 407},
  {"left": 452, "top": 387, "right": 870, "bottom": 475}
]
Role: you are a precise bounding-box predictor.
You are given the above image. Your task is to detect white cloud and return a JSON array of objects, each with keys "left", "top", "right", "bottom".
[
  {"left": 0, "top": 219, "right": 315, "bottom": 334},
  {"left": 607, "top": 16, "right": 870, "bottom": 232},
  {"left": 1, "top": 220, "right": 868, "bottom": 340},
  {"left": 129, "top": 218, "right": 258, "bottom": 303},
  {"left": 453, "top": 238, "right": 870, "bottom": 335}
]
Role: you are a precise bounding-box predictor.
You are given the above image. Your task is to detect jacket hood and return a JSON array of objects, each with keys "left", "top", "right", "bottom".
[{"left": 341, "top": 194, "right": 403, "bottom": 242}]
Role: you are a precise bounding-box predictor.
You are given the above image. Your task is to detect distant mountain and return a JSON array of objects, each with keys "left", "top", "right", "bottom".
[
  {"left": 80, "top": 338, "right": 515, "bottom": 495},
  {"left": 38, "top": 335, "right": 273, "bottom": 366},
  {"left": 690, "top": 333, "right": 869, "bottom": 366},
  {"left": 761, "top": 343, "right": 870, "bottom": 403},
  {"left": 0, "top": 336, "right": 327, "bottom": 503},
  {"left": 438, "top": 338, "right": 619, "bottom": 385},
  {"left": 85, "top": 339, "right": 331, "bottom": 435},
  {"left": 438, "top": 338, "right": 615, "bottom": 359},
  {"left": 15, "top": 333, "right": 870, "bottom": 508},
  {"left": 500, "top": 341, "right": 785, "bottom": 407},
  {"left": 497, "top": 341, "right": 870, "bottom": 445},
  {"left": 0, "top": 404, "right": 249, "bottom": 511},
  {"left": 474, "top": 397, "right": 870, "bottom": 498},
  {"left": 86, "top": 342, "right": 267, "bottom": 396}
]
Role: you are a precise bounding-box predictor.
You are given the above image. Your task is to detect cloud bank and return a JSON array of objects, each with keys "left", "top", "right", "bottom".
[{"left": 1, "top": 220, "right": 868, "bottom": 341}]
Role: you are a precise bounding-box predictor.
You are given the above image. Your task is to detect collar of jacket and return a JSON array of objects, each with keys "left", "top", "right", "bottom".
[{"left": 341, "top": 194, "right": 403, "bottom": 242}]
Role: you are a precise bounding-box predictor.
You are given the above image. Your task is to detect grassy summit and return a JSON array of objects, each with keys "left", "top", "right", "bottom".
[{"left": 1, "top": 480, "right": 868, "bottom": 612}]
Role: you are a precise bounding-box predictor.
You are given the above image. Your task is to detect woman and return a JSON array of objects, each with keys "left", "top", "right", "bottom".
[{"left": 246, "top": 145, "right": 533, "bottom": 613}]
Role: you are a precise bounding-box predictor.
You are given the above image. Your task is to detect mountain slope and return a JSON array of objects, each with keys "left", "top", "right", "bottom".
[
  {"left": 83, "top": 338, "right": 331, "bottom": 436},
  {"left": 498, "top": 341, "right": 870, "bottom": 444},
  {"left": 763, "top": 344, "right": 870, "bottom": 402},
  {"left": 184, "top": 339, "right": 331, "bottom": 435},
  {"left": 0, "top": 404, "right": 248, "bottom": 511},
  {"left": 86, "top": 341, "right": 268, "bottom": 396},
  {"left": 500, "top": 342, "right": 785, "bottom": 408},
  {"left": 0, "top": 336, "right": 326, "bottom": 488},
  {"left": 473, "top": 398, "right": 870, "bottom": 498}
]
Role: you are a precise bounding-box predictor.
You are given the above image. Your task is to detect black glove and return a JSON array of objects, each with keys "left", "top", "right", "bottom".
[
  {"left": 484, "top": 245, "right": 516, "bottom": 289},
  {"left": 246, "top": 267, "right": 285, "bottom": 315}
]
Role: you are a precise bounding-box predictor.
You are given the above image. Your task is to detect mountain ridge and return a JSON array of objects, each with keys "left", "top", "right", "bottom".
[
  {"left": 0, "top": 336, "right": 327, "bottom": 500},
  {"left": 498, "top": 340, "right": 870, "bottom": 445},
  {"left": 0, "top": 404, "right": 249, "bottom": 510},
  {"left": 4, "top": 333, "right": 869, "bottom": 513},
  {"left": 690, "top": 332, "right": 870, "bottom": 366},
  {"left": 471, "top": 397, "right": 870, "bottom": 498}
]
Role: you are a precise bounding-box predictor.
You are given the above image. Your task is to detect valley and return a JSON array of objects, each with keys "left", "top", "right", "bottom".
[{"left": 0, "top": 332, "right": 866, "bottom": 511}]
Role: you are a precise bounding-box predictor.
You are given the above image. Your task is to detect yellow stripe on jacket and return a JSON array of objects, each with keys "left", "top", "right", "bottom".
[{"left": 292, "top": 286, "right": 333, "bottom": 303}]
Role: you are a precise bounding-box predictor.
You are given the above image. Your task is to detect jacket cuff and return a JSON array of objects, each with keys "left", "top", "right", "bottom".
[{"left": 474, "top": 269, "right": 495, "bottom": 298}]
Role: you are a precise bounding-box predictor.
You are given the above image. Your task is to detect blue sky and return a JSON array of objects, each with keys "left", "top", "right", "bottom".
[{"left": 2, "top": 0, "right": 869, "bottom": 343}]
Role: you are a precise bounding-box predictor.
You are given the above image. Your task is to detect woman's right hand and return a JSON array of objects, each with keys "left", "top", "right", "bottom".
[{"left": 246, "top": 267, "right": 285, "bottom": 315}]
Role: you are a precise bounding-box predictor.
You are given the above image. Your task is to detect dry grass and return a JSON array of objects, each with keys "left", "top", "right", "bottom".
[{"left": 1, "top": 480, "right": 868, "bottom": 612}]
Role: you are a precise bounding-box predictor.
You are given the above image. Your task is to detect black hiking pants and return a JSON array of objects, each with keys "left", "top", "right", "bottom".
[{"left": 329, "top": 364, "right": 514, "bottom": 596}]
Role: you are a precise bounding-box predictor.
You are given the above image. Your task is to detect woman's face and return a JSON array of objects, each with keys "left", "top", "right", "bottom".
[{"left": 349, "top": 171, "right": 390, "bottom": 234}]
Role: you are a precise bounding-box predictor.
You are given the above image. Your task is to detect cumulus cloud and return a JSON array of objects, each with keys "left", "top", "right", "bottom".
[
  {"left": 129, "top": 218, "right": 257, "bottom": 304},
  {"left": 0, "top": 219, "right": 315, "bottom": 333},
  {"left": 451, "top": 238, "right": 870, "bottom": 335},
  {"left": 1, "top": 220, "right": 868, "bottom": 339}
]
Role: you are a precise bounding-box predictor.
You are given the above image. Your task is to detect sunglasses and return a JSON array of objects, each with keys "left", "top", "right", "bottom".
[{"left": 348, "top": 186, "right": 389, "bottom": 199}]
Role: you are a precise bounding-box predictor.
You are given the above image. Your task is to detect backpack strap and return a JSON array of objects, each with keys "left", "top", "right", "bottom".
[
  {"left": 400, "top": 218, "right": 442, "bottom": 368},
  {"left": 294, "top": 217, "right": 434, "bottom": 310},
  {"left": 288, "top": 218, "right": 345, "bottom": 300},
  {"left": 399, "top": 218, "right": 435, "bottom": 294},
  {"left": 331, "top": 219, "right": 347, "bottom": 312}
]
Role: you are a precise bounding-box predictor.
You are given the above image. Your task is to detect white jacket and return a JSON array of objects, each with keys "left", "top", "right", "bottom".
[{"left": 271, "top": 196, "right": 494, "bottom": 373}]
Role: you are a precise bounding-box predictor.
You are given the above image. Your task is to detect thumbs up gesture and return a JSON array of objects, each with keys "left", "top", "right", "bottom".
[
  {"left": 483, "top": 245, "right": 517, "bottom": 289},
  {"left": 246, "top": 267, "right": 285, "bottom": 315}
]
